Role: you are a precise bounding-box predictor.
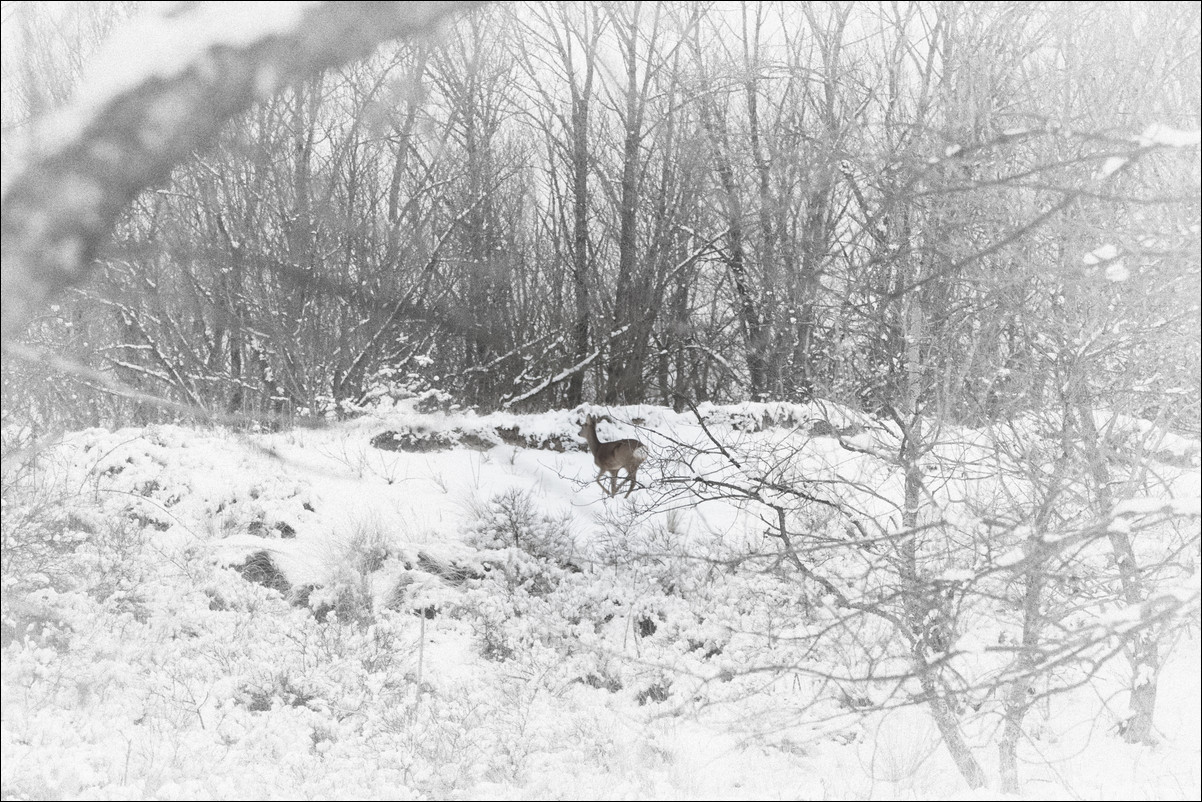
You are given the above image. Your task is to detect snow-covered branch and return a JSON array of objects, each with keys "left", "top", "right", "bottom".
[{"left": 1, "top": 1, "right": 483, "bottom": 344}]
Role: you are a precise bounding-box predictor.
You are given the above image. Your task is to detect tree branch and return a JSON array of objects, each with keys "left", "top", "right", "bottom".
[{"left": 2, "top": 1, "right": 485, "bottom": 344}]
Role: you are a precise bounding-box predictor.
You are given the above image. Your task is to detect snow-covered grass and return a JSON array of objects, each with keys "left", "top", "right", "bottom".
[{"left": 2, "top": 400, "right": 1199, "bottom": 799}]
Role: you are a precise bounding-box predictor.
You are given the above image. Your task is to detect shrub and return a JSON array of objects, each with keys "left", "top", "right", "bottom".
[{"left": 467, "top": 488, "right": 577, "bottom": 567}]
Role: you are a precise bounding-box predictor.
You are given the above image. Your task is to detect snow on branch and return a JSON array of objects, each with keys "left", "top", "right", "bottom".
[{"left": 1, "top": 1, "right": 484, "bottom": 344}]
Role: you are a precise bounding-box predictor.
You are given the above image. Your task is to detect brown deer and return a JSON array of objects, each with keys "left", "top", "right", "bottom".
[{"left": 579, "top": 416, "right": 647, "bottom": 498}]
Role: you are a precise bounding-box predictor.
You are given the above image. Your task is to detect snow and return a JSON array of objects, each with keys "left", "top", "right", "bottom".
[
  {"left": 85, "top": 3, "right": 311, "bottom": 108},
  {"left": 1138, "top": 124, "right": 1202, "bottom": 148},
  {"left": 28, "top": 2, "right": 314, "bottom": 156},
  {"left": 2, "top": 400, "right": 1199, "bottom": 799},
  {"left": 1082, "top": 243, "right": 1119, "bottom": 265},
  {"left": 1105, "top": 260, "right": 1131, "bottom": 282},
  {"left": 1097, "top": 155, "right": 1129, "bottom": 178},
  {"left": 1113, "top": 496, "right": 1202, "bottom": 518}
]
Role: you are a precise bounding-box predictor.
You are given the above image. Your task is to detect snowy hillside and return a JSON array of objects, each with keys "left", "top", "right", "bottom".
[{"left": 2, "top": 400, "right": 1199, "bottom": 799}]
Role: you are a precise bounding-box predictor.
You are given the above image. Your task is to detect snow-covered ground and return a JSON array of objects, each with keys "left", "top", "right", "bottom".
[{"left": 2, "top": 398, "right": 1199, "bottom": 799}]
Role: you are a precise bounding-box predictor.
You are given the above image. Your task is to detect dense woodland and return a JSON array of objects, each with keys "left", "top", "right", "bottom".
[{"left": 3, "top": 1, "right": 1198, "bottom": 430}]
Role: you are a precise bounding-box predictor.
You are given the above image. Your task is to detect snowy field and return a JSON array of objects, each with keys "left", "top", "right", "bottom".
[{"left": 2, "top": 398, "right": 1198, "bottom": 800}]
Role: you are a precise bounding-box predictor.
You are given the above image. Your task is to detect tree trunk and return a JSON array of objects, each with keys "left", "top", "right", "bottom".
[
  {"left": 1075, "top": 396, "right": 1161, "bottom": 744},
  {"left": 606, "top": 6, "right": 648, "bottom": 405},
  {"left": 694, "top": 85, "right": 769, "bottom": 401},
  {"left": 567, "top": 90, "right": 592, "bottom": 407},
  {"left": 998, "top": 542, "right": 1047, "bottom": 793},
  {"left": 899, "top": 301, "right": 987, "bottom": 790}
]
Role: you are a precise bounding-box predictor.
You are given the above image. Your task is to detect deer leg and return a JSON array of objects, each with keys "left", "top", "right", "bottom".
[
  {"left": 623, "top": 467, "right": 638, "bottom": 497},
  {"left": 595, "top": 468, "right": 608, "bottom": 493},
  {"left": 609, "top": 471, "right": 619, "bottom": 497}
]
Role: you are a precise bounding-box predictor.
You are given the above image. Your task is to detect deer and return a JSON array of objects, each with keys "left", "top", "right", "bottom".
[{"left": 579, "top": 415, "right": 647, "bottom": 498}]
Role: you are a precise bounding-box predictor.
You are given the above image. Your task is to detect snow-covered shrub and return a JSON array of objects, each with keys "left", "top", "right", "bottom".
[
  {"left": 466, "top": 487, "right": 578, "bottom": 568},
  {"left": 370, "top": 426, "right": 460, "bottom": 453},
  {"left": 306, "top": 517, "right": 398, "bottom": 625},
  {"left": 459, "top": 489, "right": 634, "bottom": 668},
  {"left": 493, "top": 425, "right": 582, "bottom": 452},
  {"left": 1, "top": 440, "right": 157, "bottom": 645},
  {"left": 1, "top": 474, "right": 89, "bottom": 595}
]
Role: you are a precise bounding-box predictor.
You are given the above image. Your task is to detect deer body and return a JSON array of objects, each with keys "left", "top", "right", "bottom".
[{"left": 580, "top": 417, "right": 647, "bottom": 498}]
